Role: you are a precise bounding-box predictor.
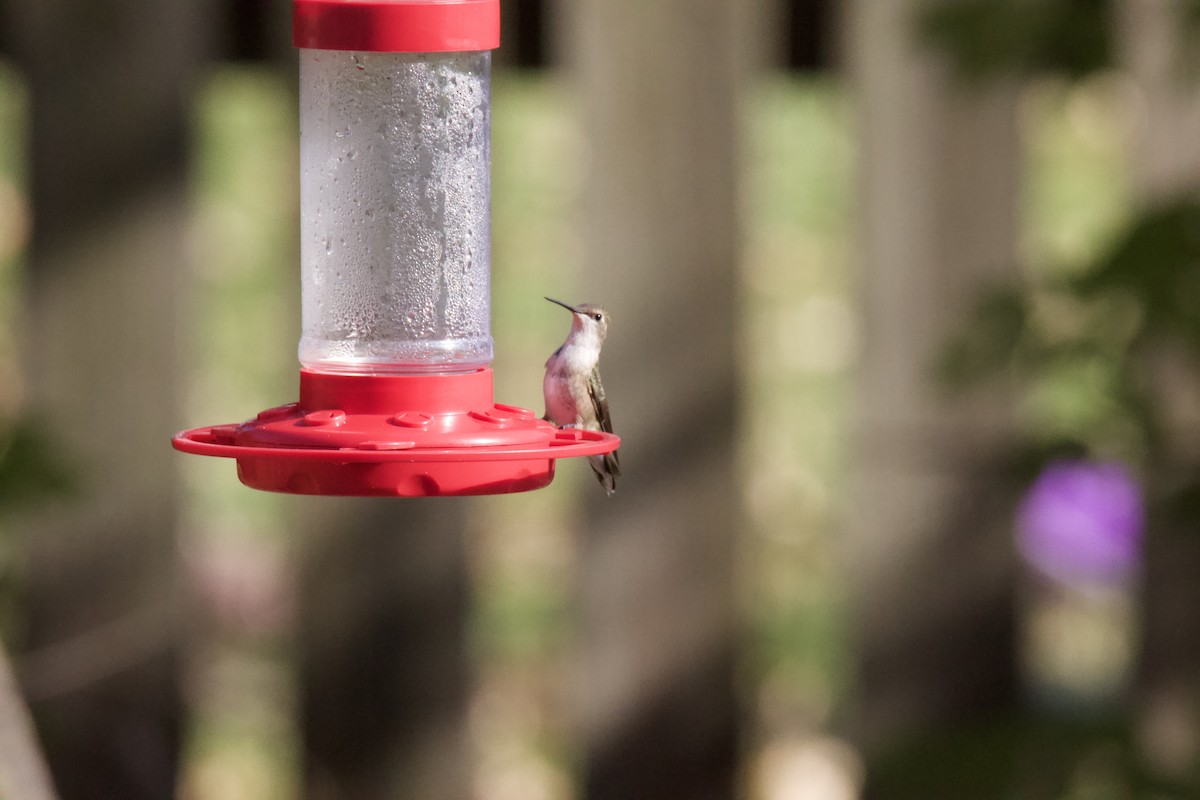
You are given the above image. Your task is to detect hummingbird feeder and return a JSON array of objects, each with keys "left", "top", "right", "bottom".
[{"left": 173, "top": 0, "right": 619, "bottom": 497}]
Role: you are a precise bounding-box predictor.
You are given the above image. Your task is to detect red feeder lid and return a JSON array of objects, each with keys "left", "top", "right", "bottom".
[
  {"left": 172, "top": 369, "right": 620, "bottom": 497},
  {"left": 294, "top": 0, "right": 500, "bottom": 53}
]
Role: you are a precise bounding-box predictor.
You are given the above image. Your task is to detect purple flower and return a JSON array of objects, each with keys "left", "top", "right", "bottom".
[{"left": 1016, "top": 459, "right": 1144, "bottom": 586}]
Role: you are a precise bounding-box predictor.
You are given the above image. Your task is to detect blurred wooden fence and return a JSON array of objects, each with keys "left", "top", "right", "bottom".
[
  {"left": 6, "top": 1, "right": 201, "bottom": 797},
  {"left": 2, "top": 0, "right": 1199, "bottom": 799},
  {"left": 0, "top": 0, "right": 772, "bottom": 797}
]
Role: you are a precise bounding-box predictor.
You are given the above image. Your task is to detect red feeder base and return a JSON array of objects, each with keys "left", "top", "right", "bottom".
[{"left": 172, "top": 368, "right": 619, "bottom": 497}]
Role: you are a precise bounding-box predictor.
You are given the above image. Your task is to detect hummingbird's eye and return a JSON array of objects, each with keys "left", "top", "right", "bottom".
[{"left": 593, "top": 313, "right": 603, "bottom": 322}]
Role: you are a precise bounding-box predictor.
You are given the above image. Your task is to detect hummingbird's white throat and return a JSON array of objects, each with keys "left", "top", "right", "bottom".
[{"left": 568, "top": 314, "right": 605, "bottom": 356}]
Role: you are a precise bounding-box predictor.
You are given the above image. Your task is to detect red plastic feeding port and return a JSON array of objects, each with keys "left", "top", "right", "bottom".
[
  {"left": 173, "top": 369, "right": 619, "bottom": 497},
  {"left": 294, "top": 0, "right": 501, "bottom": 53}
]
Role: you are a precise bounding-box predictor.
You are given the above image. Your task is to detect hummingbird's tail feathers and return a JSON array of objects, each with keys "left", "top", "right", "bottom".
[{"left": 589, "top": 452, "right": 619, "bottom": 496}]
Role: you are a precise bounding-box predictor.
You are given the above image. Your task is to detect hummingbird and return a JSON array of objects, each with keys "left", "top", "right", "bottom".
[{"left": 543, "top": 297, "right": 621, "bottom": 496}]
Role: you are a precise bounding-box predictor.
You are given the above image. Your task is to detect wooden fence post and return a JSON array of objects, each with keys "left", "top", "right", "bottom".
[
  {"left": 6, "top": 0, "right": 207, "bottom": 797},
  {"left": 297, "top": 498, "right": 473, "bottom": 800},
  {"left": 561, "top": 2, "right": 751, "bottom": 797},
  {"left": 843, "top": 0, "right": 1023, "bottom": 761}
]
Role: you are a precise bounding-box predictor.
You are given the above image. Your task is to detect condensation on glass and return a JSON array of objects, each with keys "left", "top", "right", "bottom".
[{"left": 299, "top": 49, "right": 492, "bottom": 374}]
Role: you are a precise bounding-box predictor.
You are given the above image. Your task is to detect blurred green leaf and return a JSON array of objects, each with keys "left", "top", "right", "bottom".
[
  {"left": 1161, "top": 478, "right": 1200, "bottom": 532},
  {"left": 1004, "top": 439, "right": 1090, "bottom": 484},
  {"left": 1022, "top": 350, "right": 1124, "bottom": 437},
  {"left": 937, "top": 286, "right": 1029, "bottom": 389},
  {"left": 920, "top": 0, "right": 1112, "bottom": 80},
  {"left": 1187, "top": 0, "right": 1200, "bottom": 37},
  {"left": 1073, "top": 197, "right": 1200, "bottom": 354},
  {"left": 945, "top": 193, "right": 1200, "bottom": 469},
  {"left": 868, "top": 710, "right": 1134, "bottom": 800},
  {"left": 0, "top": 420, "right": 74, "bottom": 512}
]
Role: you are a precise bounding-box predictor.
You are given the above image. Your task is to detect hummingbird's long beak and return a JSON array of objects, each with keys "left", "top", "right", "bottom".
[{"left": 545, "top": 297, "right": 578, "bottom": 313}]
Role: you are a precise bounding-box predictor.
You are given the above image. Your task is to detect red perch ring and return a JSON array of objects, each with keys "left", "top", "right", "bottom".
[{"left": 172, "top": 369, "right": 619, "bottom": 497}]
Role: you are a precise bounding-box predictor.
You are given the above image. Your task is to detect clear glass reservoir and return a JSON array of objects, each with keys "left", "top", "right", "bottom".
[{"left": 299, "top": 49, "right": 492, "bottom": 374}]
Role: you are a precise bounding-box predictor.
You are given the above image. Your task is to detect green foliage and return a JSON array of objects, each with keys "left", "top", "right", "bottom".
[
  {"left": 869, "top": 712, "right": 1138, "bottom": 800},
  {"left": 0, "top": 419, "right": 73, "bottom": 511},
  {"left": 943, "top": 195, "right": 1200, "bottom": 466},
  {"left": 936, "top": 287, "right": 1028, "bottom": 388},
  {"left": 921, "top": 0, "right": 1200, "bottom": 81},
  {"left": 1074, "top": 200, "right": 1200, "bottom": 355},
  {"left": 0, "top": 419, "right": 73, "bottom": 644},
  {"left": 920, "top": 0, "right": 1112, "bottom": 79}
]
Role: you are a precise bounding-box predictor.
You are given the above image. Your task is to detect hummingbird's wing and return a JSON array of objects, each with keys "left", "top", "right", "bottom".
[
  {"left": 588, "top": 366, "right": 613, "bottom": 434},
  {"left": 588, "top": 367, "right": 620, "bottom": 476}
]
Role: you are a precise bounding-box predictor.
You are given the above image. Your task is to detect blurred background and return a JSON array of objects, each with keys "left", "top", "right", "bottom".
[{"left": 0, "top": 0, "right": 1199, "bottom": 798}]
